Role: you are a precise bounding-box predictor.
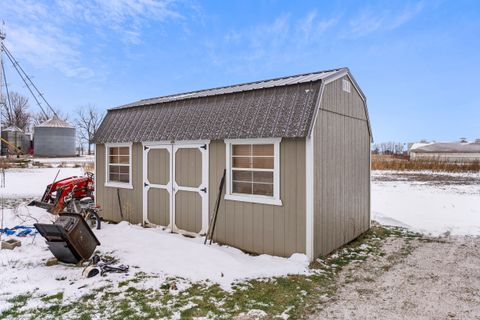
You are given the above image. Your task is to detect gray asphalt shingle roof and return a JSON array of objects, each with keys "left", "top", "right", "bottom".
[{"left": 94, "top": 68, "right": 345, "bottom": 143}]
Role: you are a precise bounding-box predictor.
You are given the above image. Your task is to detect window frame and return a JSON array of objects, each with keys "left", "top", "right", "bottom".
[
  {"left": 105, "top": 142, "right": 133, "bottom": 189},
  {"left": 224, "top": 138, "right": 282, "bottom": 206},
  {"left": 342, "top": 79, "right": 351, "bottom": 93}
]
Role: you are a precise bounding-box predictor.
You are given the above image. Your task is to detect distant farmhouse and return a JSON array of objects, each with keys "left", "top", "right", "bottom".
[{"left": 409, "top": 139, "right": 480, "bottom": 162}]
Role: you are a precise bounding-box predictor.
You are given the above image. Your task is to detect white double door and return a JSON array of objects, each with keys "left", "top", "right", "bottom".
[{"left": 142, "top": 142, "right": 209, "bottom": 235}]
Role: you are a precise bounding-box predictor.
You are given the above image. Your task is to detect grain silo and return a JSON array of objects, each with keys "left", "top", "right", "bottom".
[
  {"left": 1, "top": 125, "right": 25, "bottom": 155},
  {"left": 34, "top": 116, "right": 76, "bottom": 157}
]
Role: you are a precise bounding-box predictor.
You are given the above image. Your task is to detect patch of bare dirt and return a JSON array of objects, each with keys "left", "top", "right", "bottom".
[
  {"left": 311, "top": 236, "right": 480, "bottom": 320},
  {"left": 373, "top": 171, "right": 480, "bottom": 186}
]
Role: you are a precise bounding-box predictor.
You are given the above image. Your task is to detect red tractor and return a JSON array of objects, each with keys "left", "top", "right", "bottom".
[{"left": 30, "top": 172, "right": 95, "bottom": 214}]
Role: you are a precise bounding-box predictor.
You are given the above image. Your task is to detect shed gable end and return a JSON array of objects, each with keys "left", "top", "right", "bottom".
[{"left": 322, "top": 76, "right": 368, "bottom": 122}]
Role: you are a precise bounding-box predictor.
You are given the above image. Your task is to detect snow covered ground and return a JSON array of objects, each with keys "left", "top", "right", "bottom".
[
  {"left": 32, "top": 155, "right": 94, "bottom": 166},
  {"left": 0, "top": 205, "right": 309, "bottom": 310},
  {"left": 1, "top": 167, "right": 479, "bottom": 313},
  {"left": 0, "top": 167, "right": 84, "bottom": 199},
  {"left": 372, "top": 170, "right": 480, "bottom": 236}
]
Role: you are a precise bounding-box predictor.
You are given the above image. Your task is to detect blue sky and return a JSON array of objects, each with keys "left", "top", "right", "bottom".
[{"left": 1, "top": 0, "right": 479, "bottom": 142}]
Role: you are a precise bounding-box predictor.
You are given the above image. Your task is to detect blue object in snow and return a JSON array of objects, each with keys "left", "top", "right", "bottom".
[{"left": 0, "top": 225, "right": 37, "bottom": 237}]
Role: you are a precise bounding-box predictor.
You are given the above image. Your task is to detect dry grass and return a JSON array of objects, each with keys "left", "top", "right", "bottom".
[
  {"left": 0, "top": 159, "right": 11, "bottom": 170},
  {"left": 372, "top": 154, "right": 480, "bottom": 172},
  {"left": 82, "top": 161, "right": 95, "bottom": 173}
]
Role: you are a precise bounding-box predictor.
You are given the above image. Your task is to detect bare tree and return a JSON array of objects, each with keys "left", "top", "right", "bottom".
[
  {"left": 31, "top": 108, "right": 69, "bottom": 128},
  {"left": 373, "top": 142, "right": 406, "bottom": 155},
  {"left": 75, "top": 105, "right": 102, "bottom": 155},
  {"left": 394, "top": 143, "right": 405, "bottom": 155},
  {"left": 0, "top": 91, "right": 31, "bottom": 131}
]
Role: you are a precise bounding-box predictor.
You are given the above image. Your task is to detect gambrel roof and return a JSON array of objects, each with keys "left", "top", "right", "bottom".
[{"left": 94, "top": 68, "right": 368, "bottom": 143}]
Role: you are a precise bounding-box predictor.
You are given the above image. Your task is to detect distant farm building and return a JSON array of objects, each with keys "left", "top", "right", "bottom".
[
  {"left": 409, "top": 140, "right": 480, "bottom": 162},
  {"left": 1, "top": 125, "right": 31, "bottom": 155},
  {"left": 33, "top": 116, "right": 76, "bottom": 157}
]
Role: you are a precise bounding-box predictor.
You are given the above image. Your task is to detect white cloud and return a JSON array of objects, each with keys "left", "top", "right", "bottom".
[
  {"left": 298, "top": 10, "right": 339, "bottom": 41},
  {"left": 210, "top": 11, "right": 339, "bottom": 68},
  {"left": 349, "top": 11, "right": 386, "bottom": 37},
  {"left": 56, "top": 0, "right": 184, "bottom": 44},
  {"left": 390, "top": 2, "right": 425, "bottom": 29},
  {"left": 1, "top": 0, "right": 189, "bottom": 78},
  {"left": 348, "top": 1, "right": 425, "bottom": 38}
]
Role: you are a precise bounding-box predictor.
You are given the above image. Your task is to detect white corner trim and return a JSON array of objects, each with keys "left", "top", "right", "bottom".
[
  {"left": 93, "top": 144, "right": 97, "bottom": 204},
  {"left": 305, "top": 136, "right": 314, "bottom": 261},
  {"left": 224, "top": 137, "right": 282, "bottom": 206},
  {"left": 142, "top": 142, "right": 148, "bottom": 226},
  {"left": 105, "top": 142, "right": 133, "bottom": 189},
  {"left": 369, "top": 143, "right": 372, "bottom": 228}
]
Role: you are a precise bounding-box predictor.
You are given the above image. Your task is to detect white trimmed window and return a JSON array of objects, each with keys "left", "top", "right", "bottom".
[
  {"left": 225, "top": 138, "right": 282, "bottom": 206},
  {"left": 105, "top": 143, "right": 132, "bottom": 188},
  {"left": 342, "top": 79, "right": 351, "bottom": 93}
]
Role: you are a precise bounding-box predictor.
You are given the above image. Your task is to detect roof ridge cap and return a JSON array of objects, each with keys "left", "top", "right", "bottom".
[{"left": 110, "top": 68, "right": 345, "bottom": 111}]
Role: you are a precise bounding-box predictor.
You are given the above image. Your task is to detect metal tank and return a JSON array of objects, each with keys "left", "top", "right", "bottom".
[
  {"left": 1, "top": 125, "right": 25, "bottom": 155},
  {"left": 34, "top": 116, "right": 76, "bottom": 157}
]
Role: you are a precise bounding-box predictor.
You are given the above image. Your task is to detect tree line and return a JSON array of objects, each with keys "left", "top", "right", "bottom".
[
  {"left": 372, "top": 142, "right": 406, "bottom": 155},
  {"left": 0, "top": 91, "right": 102, "bottom": 155}
]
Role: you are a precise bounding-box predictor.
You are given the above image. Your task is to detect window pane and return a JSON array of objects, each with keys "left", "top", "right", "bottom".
[
  {"left": 232, "top": 170, "right": 252, "bottom": 182},
  {"left": 232, "top": 145, "right": 251, "bottom": 156},
  {"left": 119, "top": 166, "right": 129, "bottom": 174},
  {"left": 109, "top": 155, "right": 118, "bottom": 164},
  {"left": 110, "top": 165, "right": 120, "bottom": 174},
  {"left": 109, "top": 147, "right": 119, "bottom": 156},
  {"left": 109, "top": 172, "right": 118, "bottom": 181},
  {"left": 253, "top": 171, "right": 273, "bottom": 183},
  {"left": 253, "top": 183, "right": 273, "bottom": 196},
  {"left": 252, "top": 157, "right": 274, "bottom": 169},
  {"left": 253, "top": 144, "right": 274, "bottom": 156},
  {"left": 109, "top": 165, "right": 130, "bottom": 183},
  {"left": 232, "top": 181, "right": 252, "bottom": 194},
  {"left": 118, "top": 147, "right": 129, "bottom": 156},
  {"left": 118, "top": 173, "right": 130, "bottom": 183},
  {"left": 232, "top": 157, "right": 252, "bottom": 168},
  {"left": 118, "top": 155, "right": 129, "bottom": 164}
]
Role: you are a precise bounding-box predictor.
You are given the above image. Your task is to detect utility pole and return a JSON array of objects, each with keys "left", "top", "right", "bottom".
[
  {"left": 0, "top": 21, "right": 5, "bottom": 144},
  {"left": 0, "top": 21, "right": 5, "bottom": 107}
]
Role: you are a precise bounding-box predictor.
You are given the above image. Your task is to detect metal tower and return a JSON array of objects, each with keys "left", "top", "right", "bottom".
[{"left": 0, "top": 21, "right": 5, "bottom": 138}]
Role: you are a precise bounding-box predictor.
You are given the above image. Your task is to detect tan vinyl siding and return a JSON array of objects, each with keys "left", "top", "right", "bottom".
[
  {"left": 209, "top": 138, "right": 306, "bottom": 257},
  {"left": 321, "top": 76, "right": 367, "bottom": 120},
  {"left": 313, "top": 76, "right": 371, "bottom": 257},
  {"left": 95, "top": 143, "right": 143, "bottom": 224}
]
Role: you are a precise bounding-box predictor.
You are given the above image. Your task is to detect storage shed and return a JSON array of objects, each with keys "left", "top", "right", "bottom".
[{"left": 93, "top": 68, "right": 372, "bottom": 260}]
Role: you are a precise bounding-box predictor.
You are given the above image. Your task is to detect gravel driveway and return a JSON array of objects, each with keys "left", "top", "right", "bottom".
[{"left": 311, "top": 235, "right": 480, "bottom": 320}]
